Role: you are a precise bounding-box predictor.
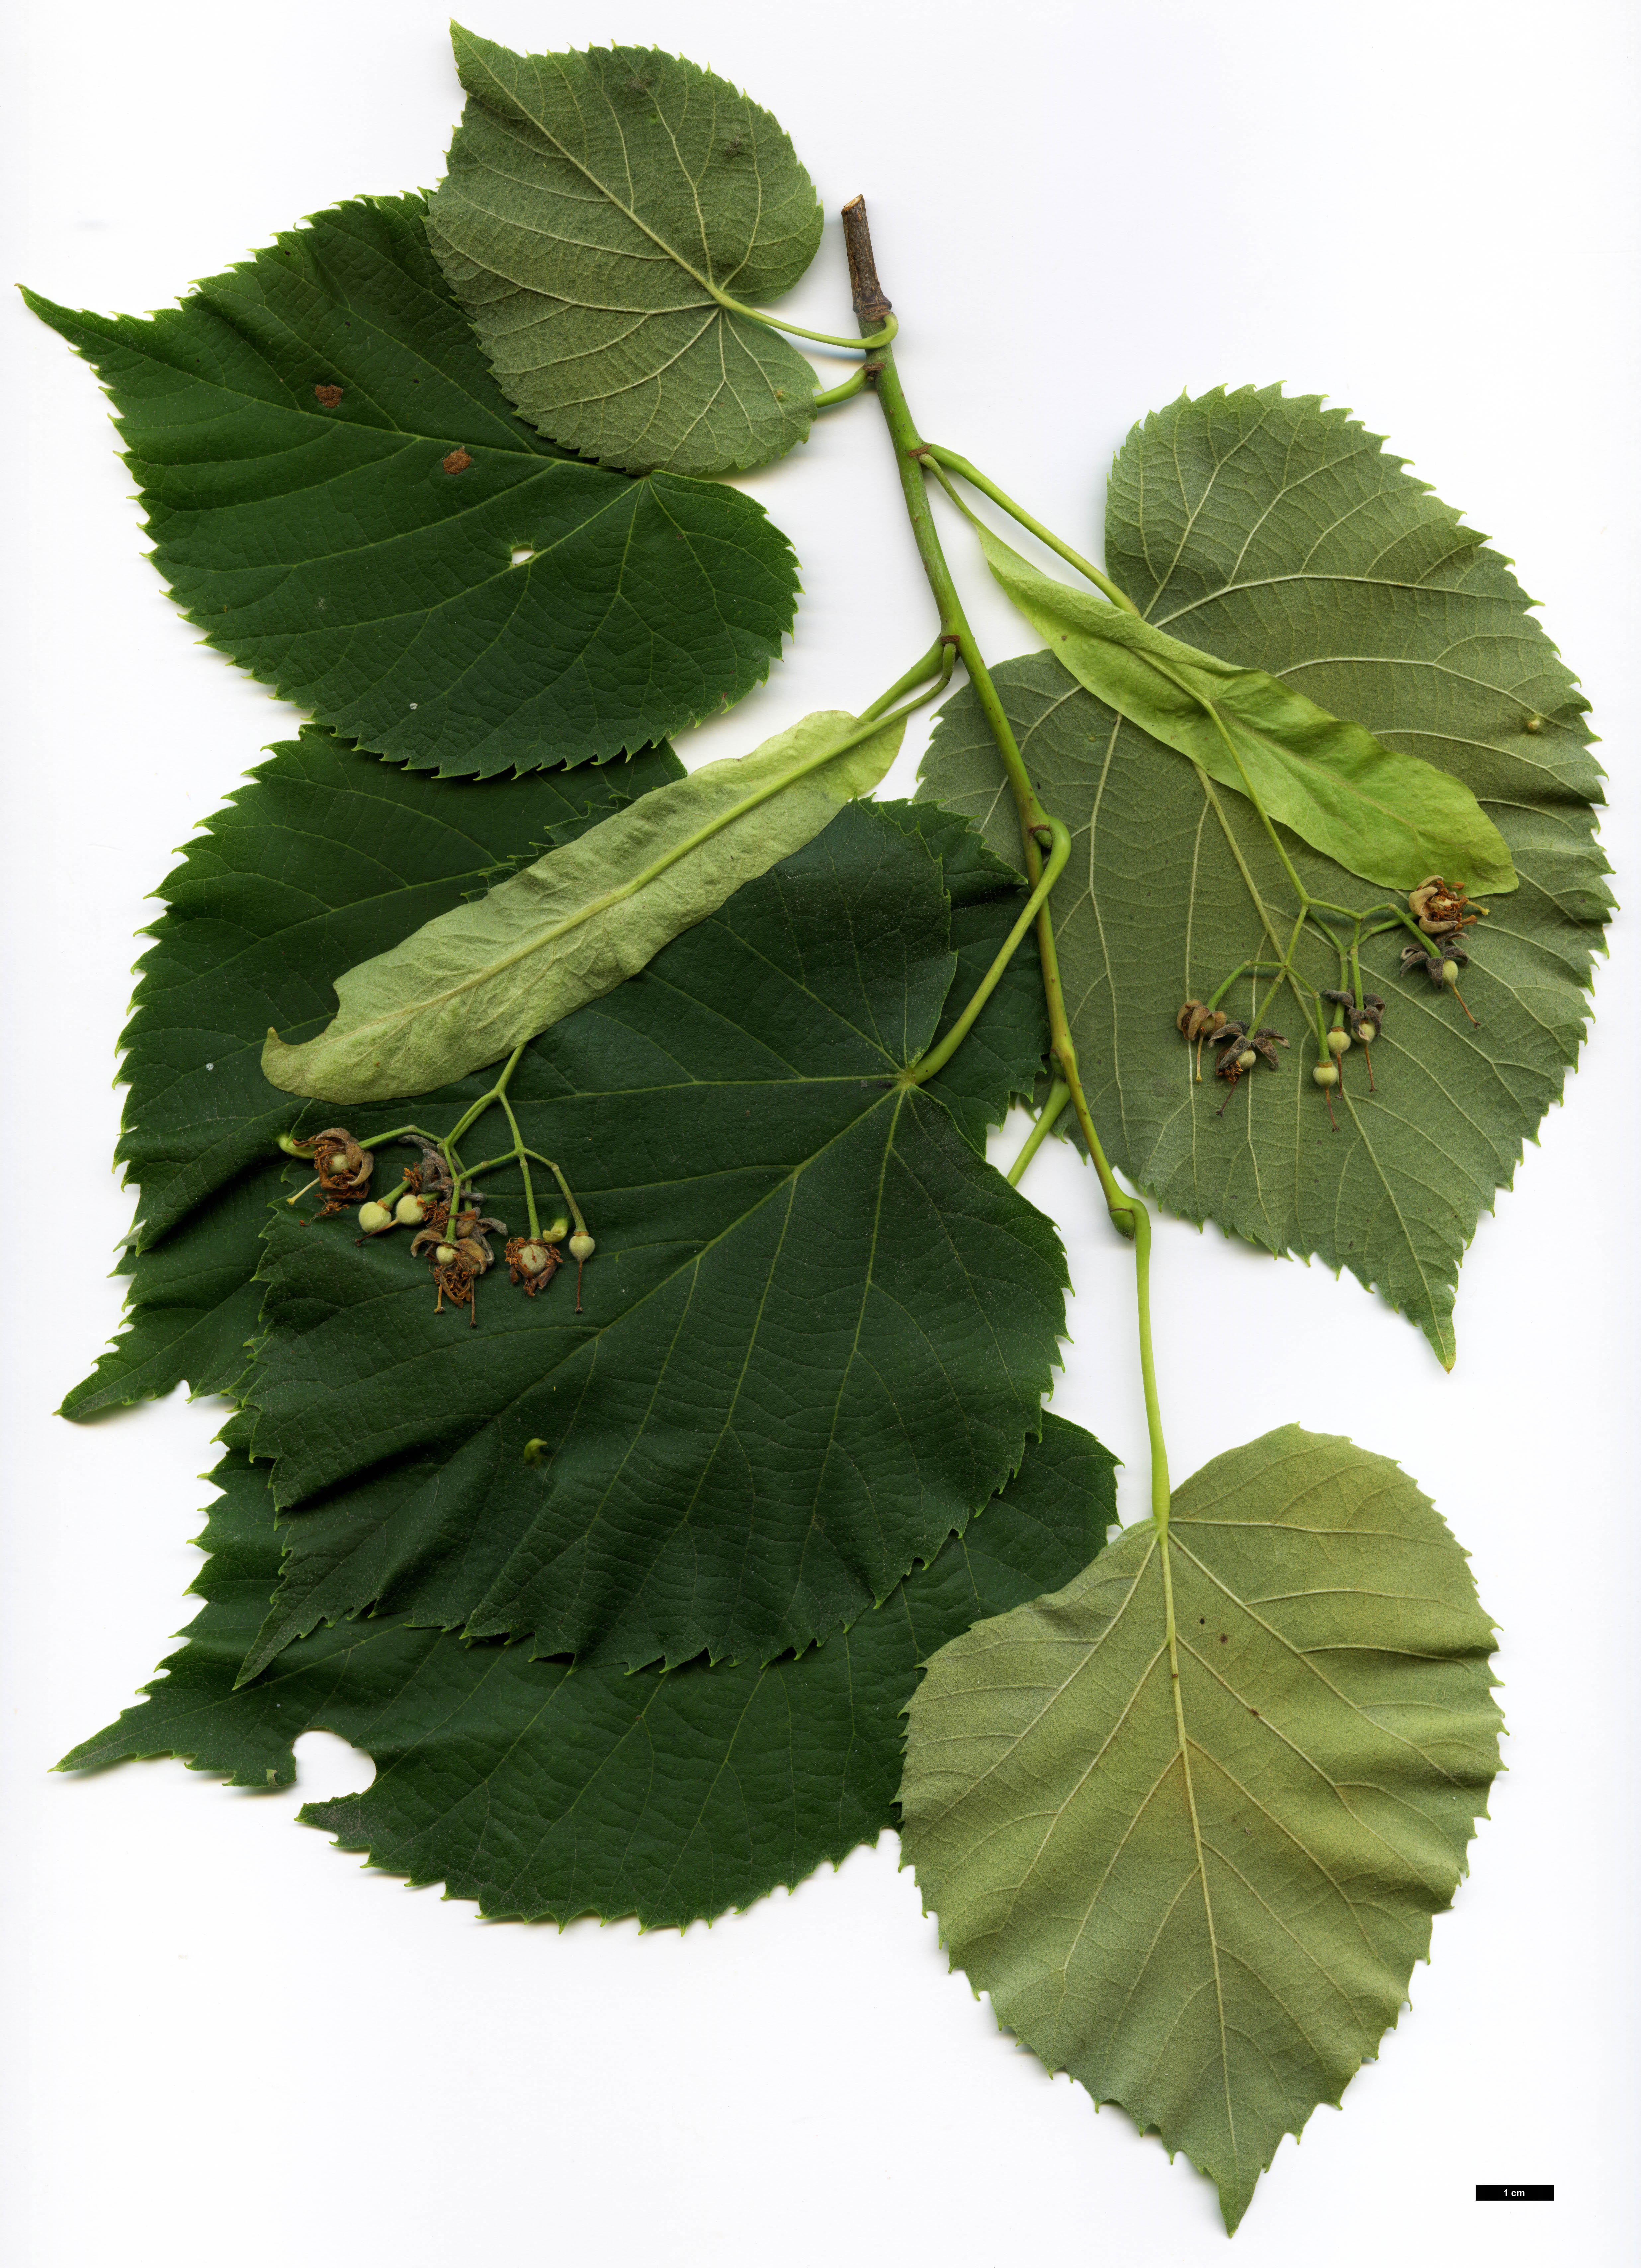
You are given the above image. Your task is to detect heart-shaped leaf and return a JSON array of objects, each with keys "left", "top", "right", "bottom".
[
  {"left": 900, "top": 1426, "right": 1502, "bottom": 2233},
  {"left": 429, "top": 32, "right": 825, "bottom": 476},
  {"left": 25, "top": 196, "right": 800, "bottom": 776},
  {"left": 920, "top": 388, "right": 1609, "bottom": 1361}
]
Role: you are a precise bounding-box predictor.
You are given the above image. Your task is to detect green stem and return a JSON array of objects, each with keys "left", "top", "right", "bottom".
[
  {"left": 851, "top": 221, "right": 1130, "bottom": 1230},
  {"left": 519, "top": 1151, "right": 587, "bottom": 1236},
  {"left": 845, "top": 196, "right": 1172, "bottom": 1536},
  {"left": 1006, "top": 1080, "right": 1070, "bottom": 1185},
  {"left": 905, "top": 821, "right": 1070, "bottom": 1088},
  {"left": 811, "top": 369, "right": 868, "bottom": 411},
  {"left": 1204, "top": 959, "right": 1284, "bottom": 1015},
  {"left": 496, "top": 1091, "right": 540, "bottom": 1240},
  {"left": 1128, "top": 1194, "right": 1171, "bottom": 1533},
  {"left": 918, "top": 445, "right": 1140, "bottom": 614}
]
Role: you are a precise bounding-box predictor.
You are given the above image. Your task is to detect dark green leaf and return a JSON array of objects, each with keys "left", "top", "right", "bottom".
[
  {"left": 59, "top": 1171, "right": 274, "bottom": 1418},
  {"left": 61, "top": 1416, "right": 1114, "bottom": 1929},
  {"left": 430, "top": 33, "right": 824, "bottom": 476},
  {"left": 60, "top": 732, "right": 682, "bottom": 1416},
  {"left": 244, "top": 801, "right": 1067, "bottom": 1677},
  {"left": 921, "top": 390, "right": 1609, "bottom": 1362},
  {"left": 901, "top": 1426, "right": 1502, "bottom": 2234},
  {"left": 24, "top": 196, "right": 799, "bottom": 776},
  {"left": 976, "top": 520, "right": 1515, "bottom": 895}
]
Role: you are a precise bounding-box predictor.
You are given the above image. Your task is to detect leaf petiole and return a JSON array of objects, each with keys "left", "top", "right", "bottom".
[
  {"left": 810, "top": 369, "right": 868, "bottom": 411},
  {"left": 905, "top": 820, "right": 1071, "bottom": 1089},
  {"left": 711, "top": 285, "right": 898, "bottom": 355},
  {"left": 1006, "top": 1080, "right": 1071, "bottom": 1186}
]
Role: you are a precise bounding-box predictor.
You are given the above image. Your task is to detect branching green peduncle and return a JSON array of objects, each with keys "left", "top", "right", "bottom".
[{"left": 916, "top": 445, "right": 1140, "bottom": 614}]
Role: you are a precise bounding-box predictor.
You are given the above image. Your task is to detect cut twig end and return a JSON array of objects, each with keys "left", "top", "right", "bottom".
[{"left": 840, "top": 195, "right": 893, "bottom": 325}]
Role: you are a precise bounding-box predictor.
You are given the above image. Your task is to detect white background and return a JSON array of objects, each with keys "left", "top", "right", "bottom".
[{"left": 3, "top": 2, "right": 1637, "bottom": 2261}]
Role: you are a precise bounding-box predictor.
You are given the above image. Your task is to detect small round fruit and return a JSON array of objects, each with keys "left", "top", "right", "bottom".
[
  {"left": 434, "top": 1243, "right": 458, "bottom": 1265},
  {"left": 569, "top": 1231, "right": 596, "bottom": 1262},
  {"left": 1326, "top": 1027, "right": 1351, "bottom": 1057},
  {"left": 518, "top": 1241, "right": 550, "bottom": 1275},
  {"left": 395, "top": 1193, "right": 428, "bottom": 1225},
  {"left": 1237, "top": 1048, "right": 1258, "bottom": 1070},
  {"left": 357, "top": 1200, "right": 393, "bottom": 1234},
  {"left": 324, "top": 1152, "right": 350, "bottom": 1178},
  {"left": 1357, "top": 1020, "right": 1377, "bottom": 1045},
  {"left": 1311, "top": 1062, "right": 1339, "bottom": 1088},
  {"left": 1440, "top": 959, "right": 1460, "bottom": 985}
]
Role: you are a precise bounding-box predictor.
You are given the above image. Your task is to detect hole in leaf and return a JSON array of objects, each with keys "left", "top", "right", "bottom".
[{"left": 510, "top": 546, "right": 535, "bottom": 567}]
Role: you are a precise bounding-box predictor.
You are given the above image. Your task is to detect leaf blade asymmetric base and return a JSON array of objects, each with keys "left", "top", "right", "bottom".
[
  {"left": 64, "top": 1416, "right": 1116, "bottom": 1930},
  {"left": 244, "top": 800, "right": 1067, "bottom": 1675},
  {"left": 920, "top": 388, "right": 1609, "bottom": 1362},
  {"left": 899, "top": 1427, "right": 1504, "bottom": 2232},
  {"left": 430, "top": 32, "right": 826, "bottom": 476},
  {"left": 25, "top": 196, "right": 801, "bottom": 776}
]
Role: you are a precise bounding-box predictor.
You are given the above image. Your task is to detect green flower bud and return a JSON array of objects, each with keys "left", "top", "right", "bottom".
[
  {"left": 395, "top": 1193, "right": 428, "bottom": 1225},
  {"left": 357, "top": 1201, "right": 394, "bottom": 1234}
]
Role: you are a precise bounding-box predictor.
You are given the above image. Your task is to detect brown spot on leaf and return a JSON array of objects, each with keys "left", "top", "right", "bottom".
[
  {"left": 443, "top": 447, "right": 473, "bottom": 475},
  {"left": 313, "top": 383, "right": 344, "bottom": 407}
]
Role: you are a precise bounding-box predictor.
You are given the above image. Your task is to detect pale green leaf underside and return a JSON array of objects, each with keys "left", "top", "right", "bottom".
[
  {"left": 921, "top": 387, "right": 1608, "bottom": 1361},
  {"left": 263, "top": 707, "right": 907, "bottom": 1102},
  {"left": 429, "top": 32, "right": 824, "bottom": 475},
  {"left": 900, "top": 1426, "right": 1502, "bottom": 2233},
  {"left": 977, "top": 522, "right": 1515, "bottom": 895}
]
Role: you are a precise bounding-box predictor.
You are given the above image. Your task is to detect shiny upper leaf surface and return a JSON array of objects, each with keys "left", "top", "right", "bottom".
[
  {"left": 244, "top": 799, "right": 1064, "bottom": 1675},
  {"left": 60, "top": 731, "right": 683, "bottom": 1414},
  {"left": 64, "top": 1416, "right": 1114, "bottom": 1929},
  {"left": 26, "top": 196, "right": 799, "bottom": 775}
]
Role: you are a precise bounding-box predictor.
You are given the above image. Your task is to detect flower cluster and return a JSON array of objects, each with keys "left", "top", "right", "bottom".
[{"left": 287, "top": 1129, "right": 595, "bottom": 1321}]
